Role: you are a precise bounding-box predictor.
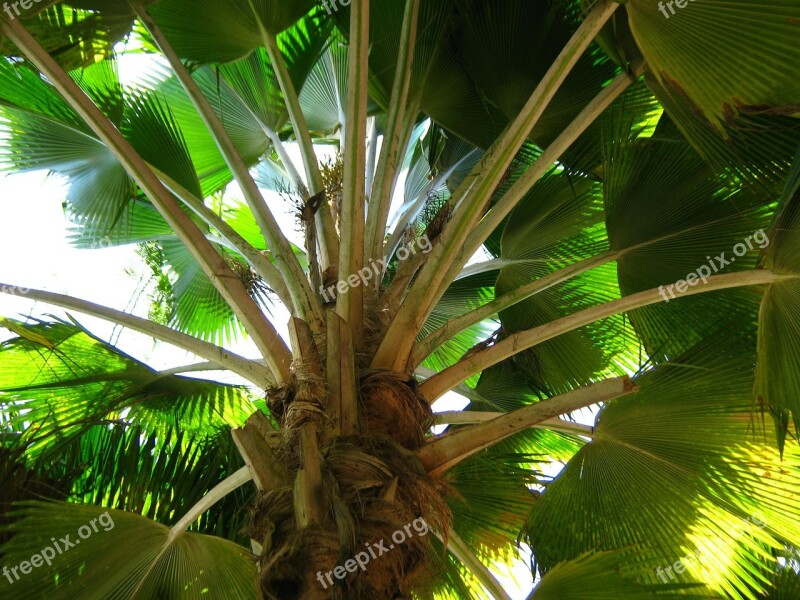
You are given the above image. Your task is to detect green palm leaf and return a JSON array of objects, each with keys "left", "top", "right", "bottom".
[
  {"left": 147, "top": 0, "right": 316, "bottom": 63},
  {"left": 0, "top": 501, "right": 257, "bottom": 599},
  {"left": 0, "top": 2, "right": 134, "bottom": 70},
  {"left": 624, "top": 0, "right": 800, "bottom": 130},
  {"left": 61, "top": 424, "right": 253, "bottom": 542},
  {"left": 0, "top": 318, "right": 253, "bottom": 458},
  {"left": 529, "top": 549, "right": 711, "bottom": 599},
  {"left": 526, "top": 326, "right": 800, "bottom": 599},
  {"left": 605, "top": 115, "right": 774, "bottom": 361},
  {"left": 755, "top": 146, "right": 800, "bottom": 450}
]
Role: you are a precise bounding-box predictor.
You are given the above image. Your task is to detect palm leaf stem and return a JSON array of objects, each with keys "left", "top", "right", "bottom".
[
  {"left": 169, "top": 466, "right": 253, "bottom": 539},
  {"left": 413, "top": 250, "right": 621, "bottom": 366},
  {"left": 0, "top": 284, "right": 275, "bottom": 387},
  {"left": 150, "top": 164, "right": 294, "bottom": 309},
  {"left": 418, "top": 377, "right": 636, "bottom": 477},
  {"left": 364, "top": 0, "right": 422, "bottom": 267},
  {"left": 256, "top": 6, "right": 340, "bottom": 278},
  {"left": 131, "top": 2, "right": 319, "bottom": 330},
  {"left": 433, "top": 412, "right": 593, "bottom": 436},
  {"left": 437, "top": 529, "right": 514, "bottom": 600},
  {"left": 0, "top": 15, "right": 293, "bottom": 383},
  {"left": 420, "top": 270, "right": 792, "bottom": 402},
  {"left": 371, "top": 0, "right": 621, "bottom": 372}
]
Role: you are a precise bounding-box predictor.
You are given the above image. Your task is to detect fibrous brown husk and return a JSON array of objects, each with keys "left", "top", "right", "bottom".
[
  {"left": 359, "top": 372, "right": 433, "bottom": 450},
  {"left": 242, "top": 309, "right": 449, "bottom": 599},
  {"left": 244, "top": 432, "right": 451, "bottom": 600}
]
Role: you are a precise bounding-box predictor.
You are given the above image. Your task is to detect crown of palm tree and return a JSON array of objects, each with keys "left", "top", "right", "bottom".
[{"left": 1, "top": 1, "right": 800, "bottom": 598}]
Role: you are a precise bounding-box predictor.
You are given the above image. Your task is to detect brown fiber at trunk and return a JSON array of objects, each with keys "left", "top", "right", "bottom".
[{"left": 246, "top": 356, "right": 450, "bottom": 599}]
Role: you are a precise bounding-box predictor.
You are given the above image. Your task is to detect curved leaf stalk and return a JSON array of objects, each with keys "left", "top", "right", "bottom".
[
  {"left": 0, "top": 284, "right": 276, "bottom": 387},
  {"left": 436, "top": 529, "right": 514, "bottom": 600},
  {"left": 432, "top": 412, "right": 594, "bottom": 436},
  {"left": 151, "top": 164, "right": 294, "bottom": 310},
  {"left": 436, "top": 60, "right": 648, "bottom": 302},
  {"left": 169, "top": 466, "right": 253, "bottom": 539},
  {"left": 0, "top": 15, "right": 293, "bottom": 382},
  {"left": 337, "top": 0, "right": 370, "bottom": 344},
  {"left": 419, "top": 59, "right": 646, "bottom": 360},
  {"left": 365, "top": 0, "right": 423, "bottom": 267},
  {"left": 412, "top": 250, "right": 621, "bottom": 366},
  {"left": 419, "top": 270, "right": 792, "bottom": 402},
  {"left": 156, "top": 361, "right": 224, "bottom": 376},
  {"left": 418, "top": 377, "right": 636, "bottom": 477},
  {"left": 264, "top": 126, "right": 306, "bottom": 191},
  {"left": 372, "top": 0, "right": 621, "bottom": 373},
  {"left": 257, "top": 8, "right": 340, "bottom": 279},
  {"left": 131, "top": 2, "right": 321, "bottom": 331}
]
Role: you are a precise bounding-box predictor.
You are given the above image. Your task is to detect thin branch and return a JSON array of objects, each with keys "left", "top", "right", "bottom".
[
  {"left": 440, "top": 60, "right": 647, "bottom": 298},
  {"left": 170, "top": 466, "right": 253, "bottom": 539},
  {"left": 382, "top": 156, "right": 469, "bottom": 266},
  {"left": 337, "top": 0, "right": 370, "bottom": 343},
  {"left": 365, "top": 0, "right": 422, "bottom": 265},
  {"left": 420, "top": 270, "right": 791, "bottom": 402},
  {"left": 372, "top": 1, "right": 620, "bottom": 372},
  {"left": 149, "top": 164, "right": 294, "bottom": 310},
  {"left": 156, "top": 362, "right": 222, "bottom": 377},
  {"left": 1, "top": 15, "right": 293, "bottom": 382},
  {"left": 412, "top": 251, "right": 620, "bottom": 366},
  {"left": 436, "top": 530, "right": 514, "bottom": 600},
  {"left": 0, "top": 284, "right": 275, "bottom": 388},
  {"left": 418, "top": 377, "right": 636, "bottom": 477},
  {"left": 433, "top": 412, "right": 594, "bottom": 436},
  {"left": 264, "top": 127, "right": 305, "bottom": 190},
  {"left": 257, "top": 10, "right": 340, "bottom": 277},
  {"left": 365, "top": 116, "right": 379, "bottom": 195},
  {"left": 132, "top": 3, "right": 321, "bottom": 330}
]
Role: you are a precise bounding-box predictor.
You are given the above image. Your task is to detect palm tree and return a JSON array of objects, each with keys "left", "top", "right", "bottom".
[{"left": 1, "top": 0, "right": 800, "bottom": 597}]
